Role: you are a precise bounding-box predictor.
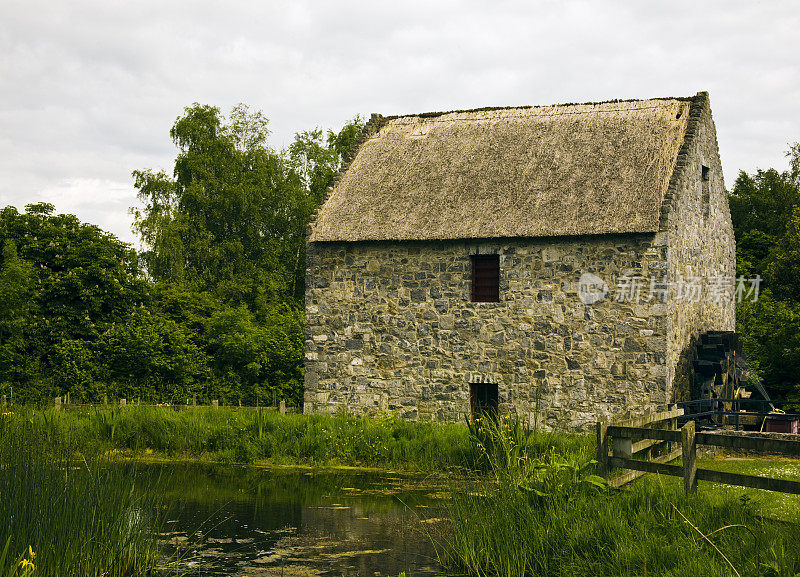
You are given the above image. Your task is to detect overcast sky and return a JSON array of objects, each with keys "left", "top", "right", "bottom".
[{"left": 1, "top": 0, "right": 798, "bottom": 245}]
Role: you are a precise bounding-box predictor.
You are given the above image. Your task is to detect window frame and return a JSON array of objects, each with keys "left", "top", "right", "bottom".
[{"left": 470, "top": 254, "right": 500, "bottom": 302}]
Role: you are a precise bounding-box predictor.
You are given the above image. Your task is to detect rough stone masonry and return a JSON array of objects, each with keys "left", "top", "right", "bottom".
[{"left": 304, "top": 93, "right": 735, "bottom": 430}]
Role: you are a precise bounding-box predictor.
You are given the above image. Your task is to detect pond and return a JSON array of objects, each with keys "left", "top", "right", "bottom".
[{"left": 134, "top": 463, "right": 447, "bottom": 576}]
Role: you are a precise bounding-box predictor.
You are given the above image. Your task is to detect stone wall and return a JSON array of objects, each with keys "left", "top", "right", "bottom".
[
  {"left": 305, "top": 234, "right": 673, "bottom": 431},
  {"left": 662, "top": 95, "right": 736, "bottom": 401},
  {"left": 304, "top": 95, "right": 736, "bottom": 430}
]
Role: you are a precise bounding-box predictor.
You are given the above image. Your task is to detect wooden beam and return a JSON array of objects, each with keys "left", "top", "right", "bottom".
[
  {"left": 609, "top": 448, "right": 682, "bottom": 488},
  {"left": 695, "top": 469, "right": 800, "bottom": 495},
  {"left": 682, "top": 421, "right": 697, "bottom": 494},
  {"left": 613, "top": 408, "right": 684, "bottom": 429},
  {"left": 696, "top": 431, "right": 800, "bottom": 456},
  {"left": 632, "top": 437, "right": 666, "bottom": 455},
  {"left": 607, "top": 426, "right": 681, "bottom": 442},
  {"left": 608, "top": 456, "right": 683, "bottom": 477},
  {"left": 596, "top": 422, "right": 609, "bottom": 479}
]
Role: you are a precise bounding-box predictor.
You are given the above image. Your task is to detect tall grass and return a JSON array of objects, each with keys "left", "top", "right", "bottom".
[
  {"left": 5, "top": 406, "right": 474, "bottom": 470},
  {"left": 438, "top": 415, "right": 800, "bottom": 576},
  {"left": 0, "top": 411, "right": 165, "bottom": 577}
]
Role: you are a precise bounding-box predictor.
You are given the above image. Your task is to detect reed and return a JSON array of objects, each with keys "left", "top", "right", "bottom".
[
  {"left": 4, "top": 405, "right": 474, "bottom": 470},
  {"left": 438, "top": 415, "right": 800, "bottom": 576},
  {"left": 0, "top": 412, "right": 165, "bottom": 577}
]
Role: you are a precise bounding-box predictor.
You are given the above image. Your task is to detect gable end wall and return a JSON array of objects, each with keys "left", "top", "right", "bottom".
[{"left": 662, "top": 95, "right": 736, "bottom": 400}]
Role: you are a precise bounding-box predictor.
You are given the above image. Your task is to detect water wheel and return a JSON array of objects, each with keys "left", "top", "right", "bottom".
[{"left": 691, "top": 331, "right": 744, "bottom": 423}]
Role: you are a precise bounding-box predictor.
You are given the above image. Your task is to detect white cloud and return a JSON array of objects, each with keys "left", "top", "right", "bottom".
[{"left": 0, "top": 0, "right": 798, "bottom": 241}]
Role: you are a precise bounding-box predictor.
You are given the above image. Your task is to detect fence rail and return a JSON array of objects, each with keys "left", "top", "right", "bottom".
[
  {"left": 677, "top": 398, "right": 800, "bottom": 432},
  {"left": 597, "top": 410, "right": 800, "bottom": 495},
  {"left": 51, "top": 396, "right": 298, "bottom": 414}
]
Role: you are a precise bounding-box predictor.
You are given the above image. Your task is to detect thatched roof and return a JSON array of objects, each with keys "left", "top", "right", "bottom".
[{"left": 310, "top": 94, "right": 704, "bottom": 242}]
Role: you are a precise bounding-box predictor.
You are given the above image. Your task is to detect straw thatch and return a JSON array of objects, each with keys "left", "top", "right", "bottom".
[{"left": 310, "top": 95, "right": 698, "bottom": 242}]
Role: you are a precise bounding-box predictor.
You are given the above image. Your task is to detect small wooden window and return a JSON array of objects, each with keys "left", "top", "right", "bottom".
[
  {"left": 470, "top": 383, "right": 498, "bottom": 420},
  {"left": 471, "top": 254, "right": 500, "bottom": 302}
]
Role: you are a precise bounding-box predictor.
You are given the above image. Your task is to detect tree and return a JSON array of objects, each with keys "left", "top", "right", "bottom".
[
  {"left": 101, "top": 309, "right": 209, "bottom": 403},
  {"left": 729, "top": 143, "right": 800, "bottom": 401},
  {"left": 737, "top": 290, "right": 800, "bottom": 403},
  {"left": 767, "top": 205, "right": 800, "bottom": 301},
  {"left": 0, "top": 239, "right": 35, "bottom": 389},
  {"left": 0, "top": 204, "right": 148, "bottom": 401},
  {"left": 134, "top": 105, "right": 364, "bottom": 305},
  {"left": 133, "top": 103, "right": 306, "bottom": 306},
  {"left": 728, "top": 146, "right": 800, "bottom": 279}
]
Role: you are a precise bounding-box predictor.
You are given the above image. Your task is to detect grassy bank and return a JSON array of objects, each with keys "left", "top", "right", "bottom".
[
  {"left": 2, "top": 405, "right": 475, "bottom": 470},
  {"left": 0, "top": 414, "right": 166, "bottom": 577},
  {"left": 6, "top": 406, "right": 800, "bottom": 576},
  {"left": 437, "top": 416, "right": 800, "bottom": 576}
]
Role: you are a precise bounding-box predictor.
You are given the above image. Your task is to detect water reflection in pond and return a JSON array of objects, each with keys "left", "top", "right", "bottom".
[{"left": 135, "top": 464, "right": 446, "bottom": 576}]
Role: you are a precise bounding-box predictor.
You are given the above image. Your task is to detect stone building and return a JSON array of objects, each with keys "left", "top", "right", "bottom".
[{"left": 304, "top": 92, "right": 735, "bottom": 430}]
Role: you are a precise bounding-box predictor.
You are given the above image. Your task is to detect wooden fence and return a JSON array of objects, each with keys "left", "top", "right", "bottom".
[
  {"left": 597, "top": 409, "right": 800, "bottom": 494},
  {"left": 52, "top": 395, "right": 297, "bottom": 414},
  {"left": 678, "top": 397, "right": 800, "bottom": 432}
]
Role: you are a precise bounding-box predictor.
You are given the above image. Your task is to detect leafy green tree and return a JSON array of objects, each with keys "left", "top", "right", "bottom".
[
  {"left": 101, "top": 309, "right": 209, "bottom": 403},
  {"left": 131, "top": 105, "right": 363, "bottom": 405},
  {"left": 729, "top": 154, "right": 800, "bottom": 279},
  {"left": 133, "top": 103, "right": 305, "bottom": 305},
  {"left": 0, "top": 239, "right": 35, "bottom": 391},
  {"left": 730, "top": 143, "right": 800, "bottom": 401},
  {"left": 737, "top": 290, "right": 800, "bottom": 403},
  {"left": 134, "top": 105, "right": 364, "bottom": 304},
  {"left": 767, "top": 205, "right": 800, "bottom": 301},
  {"left": 51, "top": 338, "right": 101, "bottom": 402},
  {"left": 0, "top": 203, "right": 147, "bottom": 401}
]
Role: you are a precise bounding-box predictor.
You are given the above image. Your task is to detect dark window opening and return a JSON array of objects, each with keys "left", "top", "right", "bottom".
[
  {"left": 470, "top": 382, "right": 498, "bottom": 420},
  {"left": 701, "top": 165, "right": 710, "bottom": 216},
  {"left": 471, "top": 254, "right": 500, "bottom": 302}
]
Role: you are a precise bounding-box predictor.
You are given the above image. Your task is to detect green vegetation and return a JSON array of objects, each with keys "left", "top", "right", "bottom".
[
  {"left": 0, "top": 411, "right": 165, "bottom": 577},
  {"left": 0, "top": 103, "right": 799, "bottom": 574},
  {"left": 730, "top": 143, "right": 800, "bottom": 403},
  {"left": 2, "top": 405, "right": 473, "bottom": 470},
  {"left": 439, "top": 416, "right": 800, "bottom": 577},
  {"left": 4, "top": 407, "right": 800, "bottom": 575},
  {"left": 0, "top": 105, "right": 363, "bottom": 406}
]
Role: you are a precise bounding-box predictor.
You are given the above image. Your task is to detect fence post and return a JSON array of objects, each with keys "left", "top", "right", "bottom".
[
  {"left": 596, "top": 422, "right": 609, "bottom": 479},
  {"left": 212, "top": 400, "right": 219, "bottom": 409},
  {"left": 55, "top": 396, "right": 62, "bottom": 411},
  {"left": 120, "top": 398, "right": 126, "bottom": 407},
  {"left": 681, "top": 420, "right": 697, "bottom": 494},
  {"left": 279, "top": 400, "right": 286, "bottom": 414},
  {"left": 669, "top": 411, "right": 678, "bottom": 453}
]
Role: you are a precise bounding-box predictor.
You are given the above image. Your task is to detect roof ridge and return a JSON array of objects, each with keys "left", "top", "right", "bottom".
[{"left": 375, "top": 93, "right": 702, "bottom": 123}]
